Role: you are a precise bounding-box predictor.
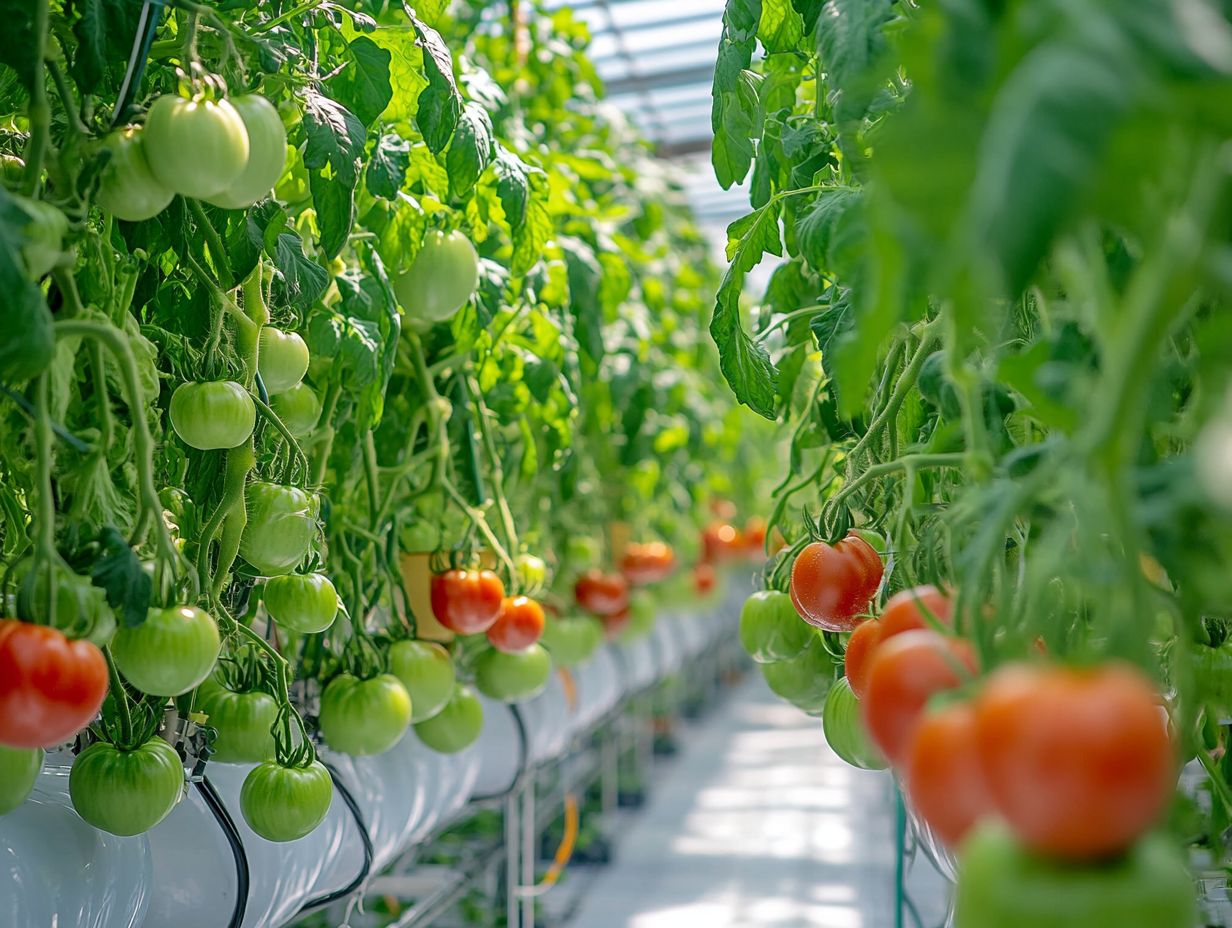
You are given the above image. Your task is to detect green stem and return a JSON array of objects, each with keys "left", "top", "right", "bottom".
[
  {"left": 32, "top": 373, "right": 58, "bottom": 625},
  {"left": 47, "top": 60, "right": 88, "bottom": 137},
  {"left": 755, "top": 303, "right": 829, "bottom": 341},
  {"left": 103, "top": 646, "right": 134, "bottom": 748},
  {"left": 88, "top": 341, "right": 115, "bottom": 453},
  {"left": 197, "top": 443, "right": 255, "bottom": 595},
  {"left": 253, "top": 0, "right": 324, "bottom": 32},
  {"left": 190, "top": 199, "right": 235, "bottom": 289},
  {"left": 310, "top": 380, "right": 341, "bottom": 487},
  {"left": 466, "top": 375, "right": 519, "bottom": 554},
  {"left": 828, "top": 453, "right": 964, "bottom": 516},
  {"left": 21, "top": 0, "right": 50, "bottom": 197},
  {"left": 363, "top": 431, "right": 381, "bottom": 531}
]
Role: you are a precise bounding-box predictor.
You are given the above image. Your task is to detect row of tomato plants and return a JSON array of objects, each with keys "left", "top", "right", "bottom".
[
  {"left": 715, "top": 0, "right": 1232, "bottom": 924},
  {"left": 0, "top": 0, "right": 778, "bottom": 847}
]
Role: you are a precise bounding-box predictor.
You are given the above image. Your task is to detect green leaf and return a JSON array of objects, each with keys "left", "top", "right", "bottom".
[
  {"left": 310, "top": 168, "right": 357, "bottom": 260},
  {"left": 796, "top": 187, "right": 860, "bottom": 272},
  {"left": 759, "top": 0, "right": 805, "bottom": 53},
  {"left": 560, "top": 237, "right": 604, "bottom": 367},
  {"left": 367, "top": 134, "right": 411, "bottom": 199},
  {"left": 404, "top": 1, "right": 462, "bottom": 153},
  {"left": 328, "top": 36, "right": 394, "bottom": 127},
  {"left": 816, "top": 0, "right": 896, "bottom": 123},
  {"left": 302, "top": 91, "right": 367, "bottom": 186},
  {"left": 69, "top": 0, "right": 143, "bottom": 91},
  {"left": 493, "top": 145, "right": 534, "bottom": 231},
  {"left": 711, "top": 203, "right": 783, "bottom": 418},
  {"left": 511, "top": 174, "right": 552, "bottom": 276},
  {"left": 0, "top": 0, "right": 36, "bottom": 90},
  {"left": 711, "top": 0, "right": 763, "bottom": 188},
  {"left": 91, "top": 526, "right": 151, "bottom": 629},
  {"left": 446, "top": 102, "right": 494, "bottom": 198},
  {"left": 0, "top": 189, "right": 54, "bottom": 384},
  {"left": 412, "top": 0, "right": 449, "bottom": 26}
]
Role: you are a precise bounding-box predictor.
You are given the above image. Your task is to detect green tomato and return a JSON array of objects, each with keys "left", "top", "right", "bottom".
[
  {"left": 203, "top": 95, "right": 287, "bottom": 209},
  {"left": 474, "top": 643, "right": 552, "bottom": 703},
  {"left": 200, "top": 686, "right": 277, "bottom": 763},
  {"left": 240, "top": 483, "right": 319, "bottom": 577},
  {"left": 401, "top": 519, "right": 440, "bottom": 554},
  {"left": 95, "top": 127, "right": 174, "bottom": 222},
  {"left": 170, "top": 381, "right": 256, "bottom": 451},
  {"left": 69, "top": 738, "right": 184, "bottom": 836},
  {"left": 619, "top": 593, "right": 656, "bottom": 641},
  {"left": 388, "top": 639, "right": 456, "bottom": 723},
  {"left": 0, "top": 153, "right": 24, "bottom": 185},
  {"left": 319, "top": 673, "right": 412, "bottom": 756},
  {"left": 739, "top": 590, "right": 812, "bottom": 663},
  {"left": 257, "top": 327, "right": 310, "bottom": 395},
  {"left": 142, "top": 94, "right": 249, "bottom": 199},
  {"left": 240, "top": 759, "right": 332, "bottom": 842},
  {"left": 821, "top": 676, "right": 886, "bottom": 770},
  {"left": 955, "top": 822, "right": 1196, "bottom": 928},
  {"left": 270, "top": 382, "right": 321, "bottom": 438},
  {"left": 760, "top": 639, "right": 834, "bottom": 715},
  {"left": 413, "top": 685, "right": 484, "bottom": 754},
  {"left": 393, "top": 230, "right": 480, "bottom": 323},
  {"left": 262, "top": 573, "right": 337, "bottom": 634},
  {"left": 565, "top": 536, "right": 602, "bottom": 567},
  {"left": 12, "top": 195, "right": 67, "bottom": 279},
  {"left": 540, "top": 615, "right": 603, "bottom": 668},
  {"left": 0, "top": 745, "right": 43, "bottom": 814},
  {"left": 112, "top": 605, "right": 220, "bottom": 697},
  {"left": 516, "top": 553, "right": 548, "bottom": 592}
]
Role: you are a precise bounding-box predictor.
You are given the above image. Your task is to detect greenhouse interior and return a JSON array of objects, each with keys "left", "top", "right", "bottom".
[{"left": 2, "top": 1, "right": 1231, "bottom": 926}]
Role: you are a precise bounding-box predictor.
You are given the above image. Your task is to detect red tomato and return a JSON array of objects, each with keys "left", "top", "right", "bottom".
[
  {"left": 701, "top": 522, "right": 742, "bottom": 563},
  {"left": 619, "top": 542, "right": 675, "bottom": 586},
  {"left": 879, "top": 585, "right": 952, "bottom": 639},
  {"left": 574, "top": 569, "right": 629, "bottom": 617},
  {"left": 0, "top": 620, "right": 109, "bottom": 748},
  {"left": 486, "top": 596, "right": 546, "bottom": 652},
  {"left": 906, "top": 702, "right": 995, "bottom": 848},
  {"left": 693, "top": 562, "right": 717, "bottom": 595},
  {"left": 430, "top": 569, "right": 505, "bottom": 634},
  {"left": 743, "top": 517, "right": 768, "bottom": 556},
  {"left": 602, "top": 606, "right": 632, "bottom": 639},
  {"left": 837, "top": 533, "right": 883, "bottom": 603},
  {"left": 843, "top": 618, "right": 885, "bottom": 699},
  {"left": 862, "top": 630, "right": 977, "bottom": 766},
  {"left": 973, "top": 662, "right": 1175, "bottom": 860},
  {"left": 789, "top": 539, "right": 873, "bottom": 631}
]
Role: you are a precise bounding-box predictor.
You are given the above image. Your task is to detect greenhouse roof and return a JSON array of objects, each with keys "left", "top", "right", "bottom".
[{"left": 542, "top": 0, "right": 751, "bottom": 227}]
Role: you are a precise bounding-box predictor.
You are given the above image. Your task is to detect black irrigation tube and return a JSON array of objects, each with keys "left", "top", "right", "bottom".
[
  {"left": 197, "top": 776, "right": 250, "bottom": 928},
  {"left": 468, "top": 702, "right": 530, "bottom": 804},
  {"left": 298, "top": 763, "right": 375, "bottom": 913},
  {"left": 114, "top": 0, "right": 166, "bottom": 128}
]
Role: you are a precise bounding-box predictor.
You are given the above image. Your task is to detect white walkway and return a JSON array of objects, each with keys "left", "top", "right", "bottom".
[{"left": 567, "top": 674, "right": 948, "bottom": 928}]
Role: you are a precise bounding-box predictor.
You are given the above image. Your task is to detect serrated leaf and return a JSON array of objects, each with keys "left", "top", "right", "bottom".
[
  {"left": 404, "top": 1, "right": 461, "bottom": 152},
  {"left": 561, "top": 237, "right": 604, "bottom": 367},
  {"left": 816, "top": 0, "right": 895, "bottom": 122},
  {"left": 70, "top": 0, "right": 143, "bottom": 91},
  {"left": 759, "top": 0, "right": 805, "bottom": 52},
  {"left": 328, "top": 35, "right": 393, "bottom": 127},
  {"left": 310, "top": 168, "right": 357, "bottom": 259},
  {"left": 511, "top": 174, "right": 552, "bottom": 276},
  {"left": 0, "top": 0, "right": 37, "bottom": 90},
  {"left": 446, "top": 102, "right": 494, "bottom": 197},
  {"left": 91, "top": 526, "right": 151, "bottom": 629},
  {"left": 710, "top": 0, "right": 763, "bottom": 188},
  {"left": 494, "top": 145, "right": 533, "bottom": 231},
  {"left": 796, "top": 187, "right": 860, "bottom": 271},
  {"left": 367, "top": 134, "right": 411, "bottom": 199},
  {"left": 0, "top": 188, "right": 54, "bottom": 383},
  {"left": 302, "top": 91, "right": 367, "bottom": 186}
]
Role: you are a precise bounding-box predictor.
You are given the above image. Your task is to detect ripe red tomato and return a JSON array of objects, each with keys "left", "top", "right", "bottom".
[
  {"left": 0, "top": 620, "right": 108, "bottom": 748},
  {"left": 862, "top": 630, "right": 977, "bottom": 766},
  {"left": 789, "top": 536, "right": 878, "bottom": 632},
  {"left": 693, "top": 562, "right": 717, "bottom": 595},
  {"left": 574, "top": 569, "right": 629, "bottom": 617},
  {"left": 602, "top": 606, "right": 632, "bottom": 639},
  {"left": 743, "top": 517, "right": 768, "bottom": 556},
  {"left": 430, "top": 569, "right": 505, "bottom": 634},
  {"left": 906, "top": 702, "right": 995, "bottom": 848},
  {"left": 880, "top": 585, "right": 952, "bottom": 639},
  {"left": 486, "top": 596, "right": 546, "bottom": 652},
  {"left": 843, "top": 618, "right": 884, "bottom": 698},
  {"left": 701, "top": 522, "right": 742, "bottom": 563},
  {"left": 973, "top": 662, "right": 1175, "bottom": 860},
  {"left": 619, "top": 541, "right": 675, "bottom": 586}
]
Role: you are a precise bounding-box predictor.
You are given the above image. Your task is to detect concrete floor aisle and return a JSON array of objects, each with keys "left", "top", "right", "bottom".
[{"left": 567, "top": 673, "right": 948, "bottom": 928}]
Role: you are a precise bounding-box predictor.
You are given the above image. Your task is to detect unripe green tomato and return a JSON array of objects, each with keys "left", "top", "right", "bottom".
[
  {"left": 240, "top": 759, "right": 332, "bottom": 842},
  {"left": 319, "top": 673, "right": 412, "bottom": 756},
  {"left": 12, "top": 195, "right": 67, "bottom": 279},
  {"left": 142, "top": 94, "right": 250, "bottom": 199},
  {"left": 262, "top": 573, "right": 338, "bottom": 634},
  {"left": 257, "top": 327, "right": 310, "bottom": 395},
  {"left": 388, "top": 639, "right": 456, "bottom": 723},
  {"left": 240, "top": 483, "right": 319, "bottom": 577},
  {"left": 0, "top": 745, "right": 43, "bottom": 814},
  {"left": 413, "top": 685, "right": 484, "bottom": 754},
  {"left": 270, "top": 382, "right": 321, "bottom": 437},
  {"left": 95, "top": 127, "right": 174, "bottom": 222},
  {"left": 760, "top": 639, "right": 834, "bottom": 715},
  {"left": 203, "top": 95, "right": 287, "bottom": 210},
  {"left": 739, "top": 590, "right": 812, "bottom": 663},
  {"left": 393, "top": 230, "right": 480, "bottom": 324},
  {"left": 69, "top": 738, "right": 184, "bottom": 836},
  {"left": 821, "top": 677, "right": 886, "bottom": 770},
  {"left": 474, "top": 643, "right": 552, "bottom": 703},
  {"left": 169, "top": 381, "right": 256, "bottom": 450},
  {"left": 111, "top": 605, "right": 221, "bottom": 697},
  {"left": 199, "top": 687, "right": 277, "bottom": 763},
  {"left": 515, "top": 553, "right": 548, "bottom": 592}
]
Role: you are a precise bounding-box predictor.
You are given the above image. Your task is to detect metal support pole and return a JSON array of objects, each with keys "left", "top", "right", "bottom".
[
  {"left": 520, "top": 779, "right": 536, "bottom": 928},
  {"left": 505, "top": 790, "right": 521, "bottom": 928}
]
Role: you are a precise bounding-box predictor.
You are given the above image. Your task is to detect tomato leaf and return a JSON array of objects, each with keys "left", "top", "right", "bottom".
[
  {"left": 91, "top": 526, "right": 151, "bottom": 629},
  {"left": 759, "top": 0, "right": 805, "bottom": 53},
  {"left": 815, "top": 0, "right": 897, "bottom": 124},
  {"left": 711, "top": 0, "right": 762, "bottom": 188},
  {"left": 310, "top": 167, "right": 358, "bottom": 260},
  {"left": 0, "top": 189, "right": 54, "bottom": 384},
  {"left": 302, "top": 91, "right": 367, "bottom": 187},
  {"left": 404, "top": 2, "right": 462, "bottom": 153},
  {"left": 328, "top": 36, "right": 393, "bottom": 127},
  {"left": 561, "top": 237, "right": 604, "bottom": 369},
  {"left": 796, "top": 187, "right": 860, "bottom": 274},
  {"left": 446, "top": 102, "right": 494, "bottom": 197},
  {"left": 366, "top": 134, "right": 410, "bottom": 199},
  {"left": 0, "top": 0, "right": 38, "bottom": 90}
]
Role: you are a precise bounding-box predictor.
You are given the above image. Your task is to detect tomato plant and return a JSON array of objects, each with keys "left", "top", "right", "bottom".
[
  {"left": 319, "top": 673, "right": 413, "bottom": 757},
  {"left": 842, "top": 618, "right": 884, "bottom": 699},
  {"left": 69, "top": 738, "right": 184, "bottom": 836},
  {"left": 760, "top": 639, "right": 834, "bottom": 715},
  {"left": 111, "top": 606, "right": 220, "bottom": 697},
  {"left": 878, "top": 586, "right": 953, "bottom": 640},
  {"left": 169, "top": 381, "right": 256, "bottom": 451},
  {"left": 789, "top": 536, "right": 879, "bottom": 632},
  {"left": 94, "top": 128, "right": 173, "bottom": 222},
  {"left": 821, "top": 677, "right": 886, "bottom": 770},
  {"left": 202, "top": 95, "right": 287, "bottom": 210},
  {"left": 240, "top": 759, "right": 333, "bottom": 843},
  {"left": 540, "top": 616, "right": 603, "bottom": 669},
  {"left": 392, "top": 229, "right": 480, "bottom": 324},
  {"left": 200, "top": 684, "right": 277, "bottom": 764},
  {"left": 239, "top": 483, "right": 319, "bottom": 577},
  {"left": 619, "top": 541, "right": 675, "bottom": 586},
  {"left": 257, "top": 327, "right": 310, "bottom": 395}
]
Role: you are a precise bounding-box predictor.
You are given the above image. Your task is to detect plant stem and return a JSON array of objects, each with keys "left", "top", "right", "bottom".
[
  {"left": 103, "top": 647, "right": 135, "bottom": 748},
  {"left": 190, "top": 199, "right": 234, "bottom": 288},
  {"left": 22, "top": 0, "right": 51, "bottom": 197}
]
